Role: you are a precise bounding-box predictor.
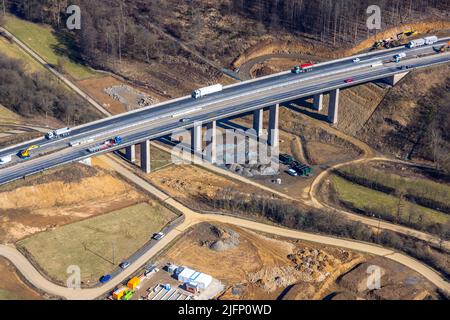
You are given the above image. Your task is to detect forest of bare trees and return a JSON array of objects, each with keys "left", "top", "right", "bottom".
[
  {"left": 229, "top": 0, "right": 450, "bottom": 44},
  {"left": 4, "top": 0, "right": 450, "bottom": 68},
  {"left": 0, "top": 55, "right": 99, "bottom": 123}
]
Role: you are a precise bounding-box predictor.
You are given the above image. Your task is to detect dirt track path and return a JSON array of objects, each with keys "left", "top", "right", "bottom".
[{"left": 300, "top": 118, "right": 450, "bottom": 250}]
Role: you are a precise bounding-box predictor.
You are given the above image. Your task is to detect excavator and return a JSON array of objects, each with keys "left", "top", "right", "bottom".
[
  {"left": 373, "top": 30, "right": 418, "bottom": 49},
  {"left": 18, "top": 145, "right": 39, "bottom": 159},
  {"left": 396, "top": 30, "right": 418, "bottom": 40},
  {"left": 434, "top": 41, "right": 450, "bottom": 53}
]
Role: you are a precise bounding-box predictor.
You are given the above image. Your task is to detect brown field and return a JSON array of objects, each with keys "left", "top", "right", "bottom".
[
  {"left": 0, "top": 258, "right": 42, "bottom": 300},
  {"left": 159, "top": 222, "right": 439, "bottom": 300}
]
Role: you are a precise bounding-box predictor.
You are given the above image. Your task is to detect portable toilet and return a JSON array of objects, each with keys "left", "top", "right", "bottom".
[
  {"left": 112, "top": 286, "right": 127, "bottom": 300},
  {"left": 127, "top": 276, "right": 140, "bottom": 290},
  {"left": 122, "top": 290, "right": 134, "bottom": 300},
  {"left": 167, "top": 264, "right": 178, "bottom": 274}
]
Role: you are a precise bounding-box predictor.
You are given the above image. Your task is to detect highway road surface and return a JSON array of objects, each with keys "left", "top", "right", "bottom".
[
  {"left": 1, "top": 37, "right": 448, "bottom": 161},
  {"left": 0, "top": 42, "right": 449, "bottom": 185},
  {"left": 0, "top": 155, "right": 449, "bottom": 300}
]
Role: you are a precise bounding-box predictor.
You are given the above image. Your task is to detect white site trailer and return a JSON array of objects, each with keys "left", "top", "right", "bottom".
[
  {"left": 191, "top": 84, "right": 223, "bottom": 99},
  {"left": 176, "top": 266, "right": 212, "bottom": 290}
]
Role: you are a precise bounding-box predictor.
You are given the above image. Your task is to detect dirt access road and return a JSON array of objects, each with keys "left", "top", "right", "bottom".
[{"left": 0, "top": 154, "right": 449, "bottom": 299}]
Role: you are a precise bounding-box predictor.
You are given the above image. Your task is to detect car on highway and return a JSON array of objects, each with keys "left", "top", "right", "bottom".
[
  {"left": 344, "top": 78, "right": 354, "bottom": 83},
  {"left": 286, "top": 168, "right": 298, "bottom": 177},
  {"left": 179, "top": 118, "right": 191, "bottom": 123},
  {"left": 119, "top": 261, "right": 130, "bottom": 269},
  {"left": 99, "top": 274, "right": 111, "bottom": 283},
  {"left": 152, "top": 232, "right": 165, "bottom": 240},
  {"left": 352, "top": 58, "right": 361, "bottom": 63}
]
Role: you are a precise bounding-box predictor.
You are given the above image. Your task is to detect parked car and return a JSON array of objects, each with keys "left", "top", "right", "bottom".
[
  {"left": 352, "top": 58, "right": 361, "bottom": 63},
  {"left": 99, "top": 274, "right": 111, "bottom": 283},
  {"left": 279, "top": 154, "right": 293, "bottom": 165},
  {"left": 119, "top": 261, "right": 130, "bottom": 269},
  {"left": 286, "top": 168, "right": 298, "bottom": 177},
  {"left": 152, "top": 232, "right": 165, "bottom": 240},
  {"left": 344, "top": 78, "right": 354, "bottom": 83}
]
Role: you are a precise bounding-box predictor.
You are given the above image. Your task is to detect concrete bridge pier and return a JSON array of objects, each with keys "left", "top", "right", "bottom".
[
  {"left": 205, "top": 121, "right": 217, "bottom": 163},
  {"left": 385, "top": 72, "right": 409, "bottom": 86},
  {"left": 328, "top": 89, "right": 340, "bottom": 124},
  {"left": 268, "top": 104, "right": 279, "bottom": 147},
  {"left": 140, "top": 140, "right": 151, "bottom": 173},
  {"left": 253, "top": 109, "right": 264, "bottom": 137},
  {"left": 125, "top": 145, "right": 136, "bottom": 163},
  {"left": 313, "top": 93, "right": 323, "bottom": 111},
  {"left": 191, "top": 123, "right": 202, "bottom": 155}
]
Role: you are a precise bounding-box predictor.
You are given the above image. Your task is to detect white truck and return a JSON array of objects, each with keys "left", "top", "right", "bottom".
[
  {"left": 407, "top": 36, "right": 438, "bottom": 48},
  {"left": 192, "top": 84, "right": 223, "bottom": 99},
  {"left": 46, "top": 127, "right": 71, "bottom": 140},
  {"left": 393, "top": 52, "right": 406, "bottom": 63},
  {"left": 0, "top": 155, "right": 12, "bottom": 165}
]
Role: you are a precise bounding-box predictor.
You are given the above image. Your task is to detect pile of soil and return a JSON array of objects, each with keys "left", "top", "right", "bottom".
[{"left": 208, "top": 226, "right": 240, "bottom": 252}]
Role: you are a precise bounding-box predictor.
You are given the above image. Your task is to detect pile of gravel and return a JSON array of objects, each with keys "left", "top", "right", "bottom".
[{"left": 209, "top": 226, "right": 240, "bottom": 252}]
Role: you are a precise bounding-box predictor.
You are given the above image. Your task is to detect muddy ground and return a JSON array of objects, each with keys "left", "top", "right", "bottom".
[{"left": 159, "top": 222, "right": 440, "bottom": 300}]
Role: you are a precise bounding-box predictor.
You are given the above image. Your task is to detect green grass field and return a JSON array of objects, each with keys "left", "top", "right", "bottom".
[
  {"left": 338, "top": 165, "right": 450, "bottom": 211},
  {"left": 0, "top": 289, "right": 21, "bottom": 300},
  {"left": 4, "top": 15, "right": 98, "bottom": 80},
  {"left": 0, "top": 37, "right": 45, "bottom": 74},
  {"left": 330, "top": 175, "right": 450, "bottom": 229},
  {"left": 18, "top": 202, "right": 177, "bottom": 285}
]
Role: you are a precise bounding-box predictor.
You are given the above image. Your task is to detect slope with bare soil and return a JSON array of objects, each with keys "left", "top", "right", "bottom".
[
  {"left": 146, "top": 164, "right": 277, "bottom": 210},
  {"left": 0, "top": 160, "right": 147, "bottom": 243},
  {"left": 358, "top": 64, "right": 450, "bottom": 162}
]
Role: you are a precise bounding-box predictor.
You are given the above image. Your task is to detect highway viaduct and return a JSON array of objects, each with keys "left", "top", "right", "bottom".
[
  {"left": 123, "top": 71, "right": 407, "bottom": 174},
  {"left": 0, "top": 39, "right": 449, "bottom": 184}
]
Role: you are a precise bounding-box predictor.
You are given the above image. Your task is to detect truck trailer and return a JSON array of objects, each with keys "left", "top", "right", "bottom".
[
  {"left": 192, "top": 84, "right": 223, "bottom": 99},
  {"left": 87, "top": 136, "right": 122, "bottom": 153},
  {"left": 407, "top": 36, "right": 438, "bottom": 48},
  {"left": 46, "top": 127, "right": 71, "bottom": 140}
]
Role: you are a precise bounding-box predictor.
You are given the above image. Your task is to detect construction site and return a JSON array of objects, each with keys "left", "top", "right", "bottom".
[{"left": 0, "top": 1, "right": 449, "bottom": 304}]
